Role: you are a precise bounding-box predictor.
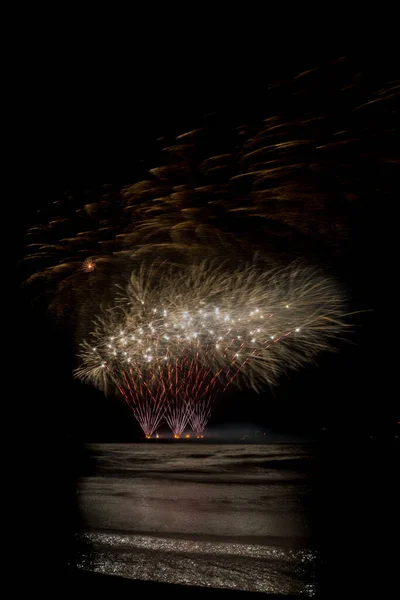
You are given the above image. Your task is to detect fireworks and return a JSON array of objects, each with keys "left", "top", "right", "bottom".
[
  {"left": 75, "top": 259, "right": 346, "bottom": 437},
  {"left": 21, "top": 60, "right": 389, "bottom": 437},
  {"left": 82, "top": 257, "right": 96, "bottom": 273},
  {"left": 21, "top": 62, "right": 394, "bottom": 371},
  {"left": 22, "top": 65, "right": 396, "bottom": 321}
]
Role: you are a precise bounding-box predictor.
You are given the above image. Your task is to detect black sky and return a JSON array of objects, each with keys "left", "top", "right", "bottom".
[{"left": 17, "top": 35, "right": 396, "bottom": 444}]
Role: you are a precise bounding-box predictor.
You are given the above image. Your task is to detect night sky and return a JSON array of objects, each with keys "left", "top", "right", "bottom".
[{"left": 18, "top": 40, "right": 396, "bottom": 445}]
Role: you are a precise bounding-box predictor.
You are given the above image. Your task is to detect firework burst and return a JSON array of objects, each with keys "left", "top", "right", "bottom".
[
  {"left": 75, "top": 259, "right": 346, "bottom": 436},
  {"left": 82, "top": 257, "right": 96, "bottom": 273}
]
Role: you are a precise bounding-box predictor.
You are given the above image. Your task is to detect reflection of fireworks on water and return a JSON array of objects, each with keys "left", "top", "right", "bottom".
[{"left": 75, "top": 259, "right": 346, "bottom": 437}]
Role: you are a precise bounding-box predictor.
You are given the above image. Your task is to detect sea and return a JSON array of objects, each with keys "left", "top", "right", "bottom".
[{"left": 74, "top": 443, "right": 323, "bottom": 595}]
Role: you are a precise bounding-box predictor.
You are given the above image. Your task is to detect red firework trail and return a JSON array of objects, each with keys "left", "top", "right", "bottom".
[{"left": 118, "top": 370, "right": 166, "bottom": 437}]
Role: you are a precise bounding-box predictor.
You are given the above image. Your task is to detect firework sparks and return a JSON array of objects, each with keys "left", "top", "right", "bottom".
[
  {"left": 75, "top": 259, "right": 346, "bottom": 435},
  {"left": 82, "top": 257, "right": 96, "bottom": 273}
]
